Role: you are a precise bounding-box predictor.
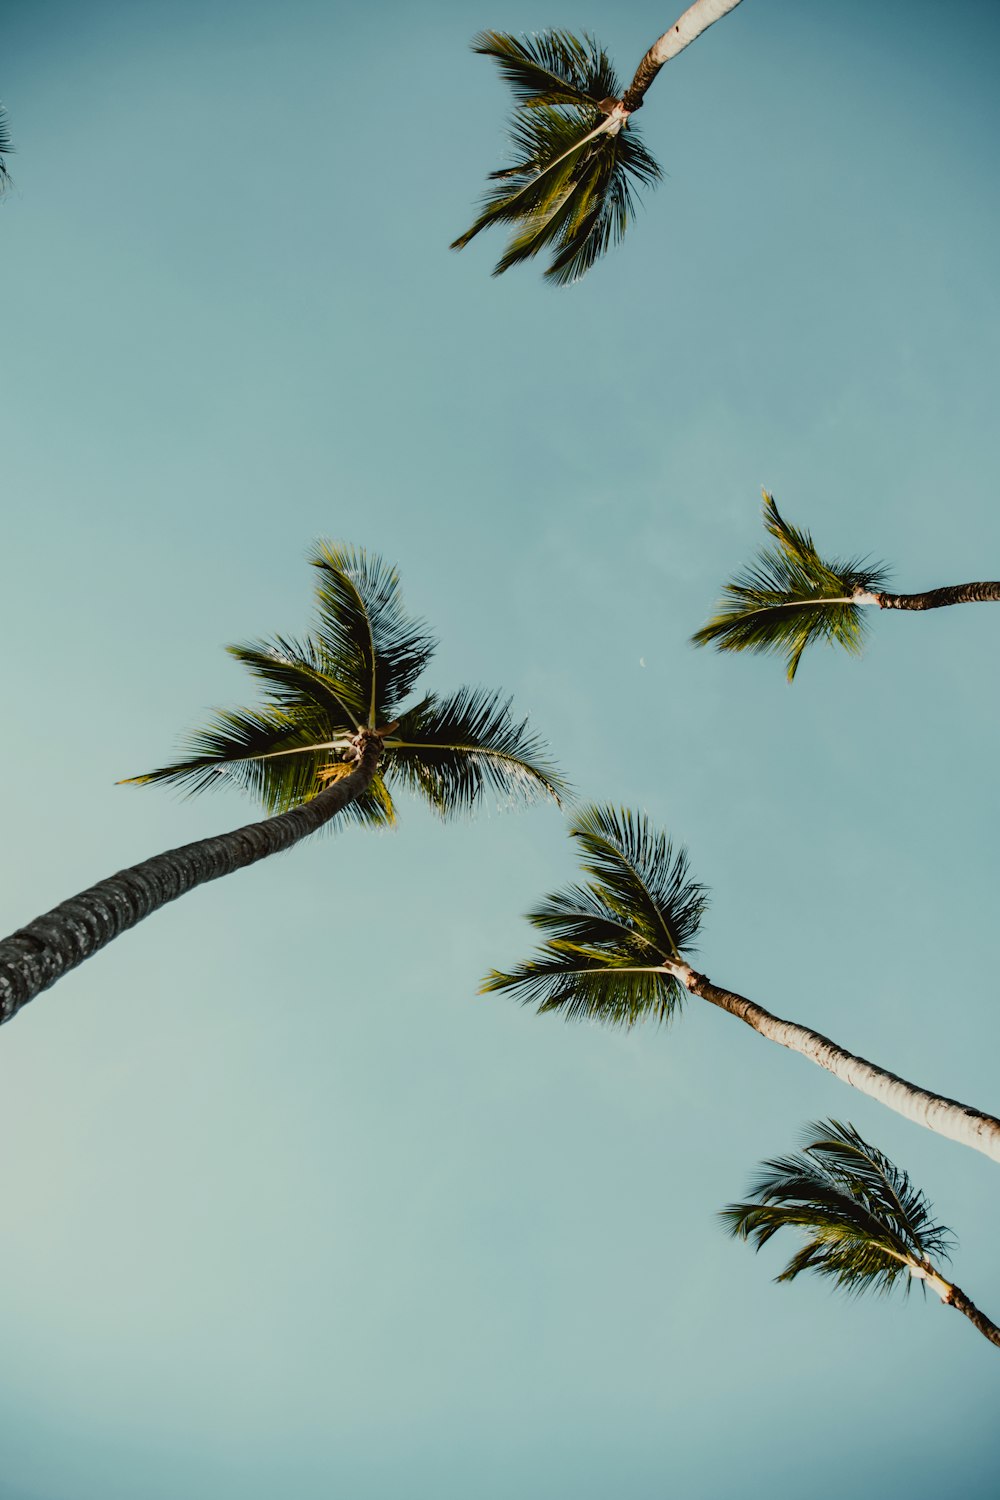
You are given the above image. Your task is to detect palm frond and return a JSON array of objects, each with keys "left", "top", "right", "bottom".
[
  {"left": 384, "top": 687, "right": 566, "bottom": 816},
  {"left": 483, "top": 805, "right": 707, "bottom": 1028},
  {"left": 0, "top": 104, "right": 13, "bottom": 196},
  {"left": 722, "top": 1119, "right": 955, "bottom": 1299},
  {"left": 470, "top": 30, "right": 620, "bottom": 110},
  {"left": 692, "top": 494, "right": 891, "bottom": 681},
  {"left": 227, "top": 635, "right": 364, "bottom": 729},
  {"left": 452, "top": 32, "right": 662, "bottom": 282},
  {"left": 309, "top": 543, "right": 437, "bottom": 728},
  {"left": 122, "top": 702, "right": 396, "bottom": 828}
]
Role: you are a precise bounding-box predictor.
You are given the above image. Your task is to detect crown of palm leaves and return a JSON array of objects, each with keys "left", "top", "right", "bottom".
[
  {"left": 692, "top": 494, "right": 890, "bottom": 681},
  {"left": 124, "top": 542, "right": 566, "bottom": 826},
  {"left": 722, "top": 1120, "right": 955, "bottom": 1297},
  {"left": 482, "top": 804, "right": 708, "bottom": 1027},
  {"left": 451, "top": 31, "right": 662, "bottom": 284}
]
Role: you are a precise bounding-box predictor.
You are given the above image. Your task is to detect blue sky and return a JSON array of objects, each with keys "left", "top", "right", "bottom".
[{"left": 2, "top": 0, "right": 1000, "bottom": 1495}]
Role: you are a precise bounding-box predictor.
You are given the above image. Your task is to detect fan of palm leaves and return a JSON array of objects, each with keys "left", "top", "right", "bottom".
[
  {"left": 692, "top": 494, "right": 890, "bottom": 681},
  {"left": 0, "top": 105, "right": 13, "bottom": 196},
  {"left": 722, "top": 1119, "right": 955, "bottom": 1297},
  {"left": 482, "top": 804, "right": 708, "bottom": 1026},
  {"left": 124, "top": 541, "right": 565, "bottom": 825},
  {"left": 451, "top": 31, "right": 661, "bottom": 284}
]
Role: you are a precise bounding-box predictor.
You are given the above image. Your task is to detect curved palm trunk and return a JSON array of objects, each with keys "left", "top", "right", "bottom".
[
  {"left": 945, "top": 1283, "right": 1000, "bottom": 1349},
  {"left": 0, "top": 737, "right": 382, "bottom": 1028},
  {"left": 873, "top": 581, "right": 1000, "bottom": 611},
  {"left": 669, "top": 961, "right": 1000, "bottom": 1164},
  {"left": 621, "top": 0, "right": 746, "bottom": 113}
]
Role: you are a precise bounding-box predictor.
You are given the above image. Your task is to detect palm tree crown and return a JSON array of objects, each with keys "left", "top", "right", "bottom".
[
  {"left": 482, "top": 804, "right": 708, "bottom": 1025},
  {"left": 692, "top": 493, "right": 889, "bottom": 681},
  {"left": 0, "top": 105, "right": 13, "bottom": 196},
  {"left": 127, "top": 541, "right": 565, "bottom": 818},
  {"left": 722, "top": 1119, "right": 955, "bottom": 1296},
  {"left": 451, "top": 31, "right": 662, "bottom": 284}
]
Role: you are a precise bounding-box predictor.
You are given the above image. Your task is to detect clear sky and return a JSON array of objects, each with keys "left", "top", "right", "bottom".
[{"left": 2, "top": 1, "right": 999, "bottom": 1495}]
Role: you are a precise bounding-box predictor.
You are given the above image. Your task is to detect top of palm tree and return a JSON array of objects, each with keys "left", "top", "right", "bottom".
[
  {"left": 124, "top": 541, "right": 566, "bottom": 826},
  {"left": 0, "top": 105, "right": 14, "bottom": 196},
  {"left": 451, "top": 31, "right": 661, "bottom": 284},
  {"left": 722, "top": 1119, "right": 955, "bottom": 1297},
  {"left": 691, "top": 493, "right": 890, "bottom": 681},
  {"left": 482, "top": 804, "right": 708, "bottom": 1026}
]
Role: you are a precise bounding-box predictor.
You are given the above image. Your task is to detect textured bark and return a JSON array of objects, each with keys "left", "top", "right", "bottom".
[
  {"left": 621, "top": 0, "right": 745, "bottom": 112},
  {"left": 671, "top": 963, "right": 1000, "bottom": 1164},
  {"left": 947, "top": 1283, "right": 1000, "bottom": 1349},
  {"left": 876, "top": 581, "right": 1000, "bottom": 611},
  {"left": 0, "top": 737, "right": 382, "bottom": 1027}
]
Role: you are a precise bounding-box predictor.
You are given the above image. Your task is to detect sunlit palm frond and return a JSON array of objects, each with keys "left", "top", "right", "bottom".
[
  {"left": 722, "top": 1120, "right": 955, "bottom": 1298},
  {"left": 0, "top": 105, "right": 13, "bottom": 196},
  {"left": 692, "top": 494, "right": 890, "bottom": 681},
  {"left": 309, "top": 542, "right": 437, "bottom": 727},
  {"left": 227, "top": 635, "right": 365, "bottom": 730},
  {"left": 452, "top": 30, "right": 662, "bottom": 281},
  {"left": 483, "top": 805, "right": 707, "bottom": 1028},
  {"left": 385, "top": 687, "right": 566, "bottom": 816},
  {"left": 470, "top": 30, "right": 620, "bottom": 110}
]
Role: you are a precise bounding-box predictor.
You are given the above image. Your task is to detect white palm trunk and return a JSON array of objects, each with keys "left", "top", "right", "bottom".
[
  {"left": 622, "top": 0, "right": 746, "bottom": 111},
  {"left": 668, "top": 960, "right": 1000, "bottom": 1164}
]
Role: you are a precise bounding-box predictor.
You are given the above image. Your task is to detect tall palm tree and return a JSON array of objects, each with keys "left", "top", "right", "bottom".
[
  {"left": 483, "top": 805, "right": 1000, "bottom": 1163},
  {"left": 451, "top": 0, "right": 746, "bottom": 283},
  {"left": 693, "top": 492, "right": 1000, "bottom": 681},
  {"left": 723, "top": 1119, "right": 1000, "bottom": 1350},
  {"left": 0, "top": 543, "right": 564, "bottom": 1028}
]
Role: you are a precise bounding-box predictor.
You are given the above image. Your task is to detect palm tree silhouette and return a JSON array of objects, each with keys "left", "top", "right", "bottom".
[
  {"left": 723, "top": 1119, "right": 1000, "bottom": 1350},
  {"left": 0, "top": 105, "right": 13, "bottom": 196},
  {"left": 693, "top": 492, "right": 1000, "bottom": 681},
  {"left": 483, "top": 805, "right": 1000, "bottom": 1162},
  {"left": 0, "top": 543, "right": 564, "bottom": 1026},
  {"left": 451, "top": 1, "right": 745, "bottom": 283}
]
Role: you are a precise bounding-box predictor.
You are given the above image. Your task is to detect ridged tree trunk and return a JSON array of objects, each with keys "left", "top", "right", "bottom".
[
  {"left": 875, "top": 582, "right": 1000, "bottom": 611},
  {"left": 669, "top": 961, "right": 1000, "bottom": 1164},
  {"left": 0, "top": 737, "right": 382, "bottom": 1027},
  {"left": 945, "top": 1283, "right": 1000, "bottom": 1349},
  {"left": 621, "top": 0, "right": 745, "bottom": 113}
]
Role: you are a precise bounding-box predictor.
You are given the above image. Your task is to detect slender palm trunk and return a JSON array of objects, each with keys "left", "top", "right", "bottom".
[
  {"left": 945, "top": 1283, "right": 1000, "bottom": 1348},
  {"left": 0, "top": 736, "right": 382, "bottom": 1028},
  {"left": 621, "top": 0, "right": 745, "bottom": 113},
  {"left": 872, "top": 582, "right": 1000, "bottom": 611},
  {"left": 668, "top": 961, "right": 1000, "bottom": 1164}
]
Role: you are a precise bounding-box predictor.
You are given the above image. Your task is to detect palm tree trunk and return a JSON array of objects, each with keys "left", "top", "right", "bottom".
[
  {"left": 669, "top": 961, "right": 1000, "bottom": 1164},
  {"left": 945, "top": 1283, "right": 1000, "bottom": 1349},
  {"left": 874, "top": 582, "right": 1000, "bottom": 611},
  {"left": 0, "top": 736, "right": 383, "bottom": 1028},
  {"left": 621, "top": 0, "right": 745, "bottom": 113}
]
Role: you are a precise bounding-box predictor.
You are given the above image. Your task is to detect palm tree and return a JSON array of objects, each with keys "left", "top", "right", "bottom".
[
  {"left": 451, "top": 0, "right": 746, "bottom": 283},
  {"left": 0, "top": 543, "right": 564, "bottom": 1028},
  {"left": 0, "top": 104, "right": 13, "bottom": 196},
  {"left": 723, "top": 1119, "right": 1000, "bottom": 1350},
  {"left": 693, "top": 492, "right": 1000, "bottom": 681},
  {"left": 483, "top": 805, "right": 1000, "bottom": 1163}
]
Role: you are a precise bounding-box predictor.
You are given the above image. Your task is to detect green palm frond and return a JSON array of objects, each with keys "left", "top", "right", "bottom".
[
  {"left": 309, "top": 542, "right": 437, "bottom": 728},
  {"left": 125, "top": 543, "right": 562, "bottom": 831},
  {"left": 470, "top": 30, "right": 620, "bottom": 110},
  {"left": 692, "top": 494, "right": 890, "bottom": 681},
  {"left": 483, "top": 805, "right": 708, "bottom": 1027},
  {"left": 452, "top": 31, "right": 662, "bottom": 282},
  {"left": 0, "top": 105, "right": 13, "bottom": 196},
  {"left": 385, "top": 687, "right": 567, "bottom": 816},
  {"left": 722, "top": 1119, "right": 956, "bottom": 1298}
]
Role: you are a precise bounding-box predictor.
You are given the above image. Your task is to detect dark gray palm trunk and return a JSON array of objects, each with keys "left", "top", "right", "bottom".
[
  {"left": 947, "top": 1284, "right": 1000, "bottom": 1348},
  {"left": 875, "top": 582, "right": 1000, "bottom": 611},
  {"left": 0, "top": 737, "right": 382, "bottom": 1027},
  {"left": 671, "top": 962, "right": 1000, "bottom": 1164}
]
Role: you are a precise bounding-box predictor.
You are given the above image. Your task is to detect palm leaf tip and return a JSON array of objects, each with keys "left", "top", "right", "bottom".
[
  {"left": 483, "top": 804, "right": 706, "bottom": 1029},
  {"left": 692, "top": 492, "right": 890, "bottom": 680},
  {"left": 723, "top": 1119, "right": 955, "bottom": 1299}
]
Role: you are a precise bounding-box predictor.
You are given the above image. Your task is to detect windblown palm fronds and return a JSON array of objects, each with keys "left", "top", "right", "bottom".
[
  {"left": 451, "top": 31, "right": 661, "bottom": 284},
  {"left": 482, "top": 804, "right": 708, "bottom": 1026},
  {"left": 692, "top": 493, "right": 889, "bottom": 681},
  {"left": 722, "top": 1119, "right": 955, "bottom": 1296},
  {"left": 0, "top": 105, "right": 14, "bottom": 195}
]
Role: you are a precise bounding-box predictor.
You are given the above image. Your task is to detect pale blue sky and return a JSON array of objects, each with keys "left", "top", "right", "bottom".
[{"left": 2, "top": 1, "right": 999, "bottom": 1495}]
